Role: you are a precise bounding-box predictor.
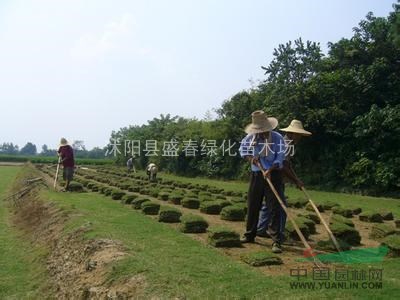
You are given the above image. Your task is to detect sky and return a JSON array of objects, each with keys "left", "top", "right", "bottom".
[{"left": 0, "top": 0, "right": 395, "bottom": 150}]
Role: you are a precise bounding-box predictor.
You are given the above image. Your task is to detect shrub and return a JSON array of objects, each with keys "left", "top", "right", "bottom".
[
  {"left": 141, "top": 201, "right": 160, "bottom": 215},
  {"left": 132, "top": 197, "right": 151, "bottom": 209},
  {"left": 200, "top": 201, "right": 222, "bottom": 215},
  {"left": 241, "top": 251, "right": 283, "bottom": 266},
  {"left": 181, "top": 198, "right": 200, "bottom": 209},
  {"left": 330, "top": 222, "right": 361, "bottom": 245},
  {"left": 207, "top": 226, "right": 241, "bottom": 247},
  {"left": 220, "top": 206, "right": 245, "bottom": 221},
  {"left": 180, "top": 214, "right": 209, "bottom": 233},
  {"left": 158, "top": 206, "right": 182, "bottom": 223},
  {"left": 359, "top": 211, "right": 383, "bottom": 223},
  {"left": 122, "top": 194, "right": 137, "bottom": 204}
]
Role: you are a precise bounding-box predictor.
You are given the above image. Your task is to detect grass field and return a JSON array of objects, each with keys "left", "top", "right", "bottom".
[
  {"left": 1, "top": 165, "right": 400, "bottom": 299},
  {"left": 0, "top": 166, "right": 47, "bottom": 299}
]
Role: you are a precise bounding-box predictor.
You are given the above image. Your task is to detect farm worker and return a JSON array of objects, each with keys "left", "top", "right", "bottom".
[
  {"left": 256, "top": 119, "right": 312, "bottom": 240},
  {"left": 239, "top": 110, "right": 285, "bottom": 253},
  {"left": 146, "top": 163, "right": 158, "bottom": 182},
  {"left": 57, "top": 138, "right": 75, "bottom": 192},
  {"left": 127, "top": 156, "right": 136, "bottom": 173}
]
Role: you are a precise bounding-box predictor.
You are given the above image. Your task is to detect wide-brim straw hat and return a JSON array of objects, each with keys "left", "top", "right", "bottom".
[
  {"left": 59, "top": 138, "right": 69, "bottom": 146},
  {"left": 280, "top": 119, "right": 312, "bottom": 136},
  {"left": 244, "top": 110, "right": 278, "bottom": 134}
]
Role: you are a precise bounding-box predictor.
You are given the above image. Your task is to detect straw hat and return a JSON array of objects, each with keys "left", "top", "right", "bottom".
[
  {"left": 244, "top": 110, "right": 278, "bottom": 134},
  {"left": 59, "top": 138, "right": 69, "bottom": 146},
  {"left": 280, "top": 120, "right": 312, "bottom": 136}
]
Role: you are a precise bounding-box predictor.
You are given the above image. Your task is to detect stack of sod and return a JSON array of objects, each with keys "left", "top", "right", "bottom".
[
  {"left": 359, "top": 211, "right": 383, "bottom": 223},
  {"left": 395, "top": 220, "right": 400, "bottom": 229},
  {"left": 200, "top": 201, "right": 222, "bottom": 215},
  {"left": 141, "top": 201, "right": 160, "bottom": 215},
  {"left": 111, "top": 189, "right": 126, "bottom": 200},
  {"left": 330, "top": 214, "right": 354, "bottom": 227},
  {"left": 285, "top": 221, "right": 310, "bottom": 241},
  {"left": 347, "top": 206, "right": 362, "bottom": 215},
  {"left": 68, "top": 181, "right": 84, "bottom": 192},
  {"left": 180, "top": 214, "right": 209, "bottom": 233},
  {"left": 305, "top": 202, "right": 325, "bottom": 213},
  {"left": 288, "top": 197, "right": 308, "bottom": 208},
  {"left": 332, "top": 206, "right": 353, "bottom": 218},
  {"left": 158, "top": 192, "right": 170, "bottom": 201},
  {"left": 231, "top": 197, "right": 245, "bottom": 204},
  {"left": 207, "top": 226, "right": 241, "bottom": 247},
  {"left": 299, "top": 212, "right": 320, "bottom": 224},
  {"left": 295, "top": 216, "right": 316, "bottom": 234},
  {"left": 121, "top": 194, "right": 137, "bottom": 204},
  {"left": 382, "top": 235, "right": 400, "bottom": 257},
  {"left": 330, "top": 222, "right": 361, "bottom": 245},
  {"left": 316, "top": 239, "right": 351, "bottom": 251},
  {"left": 132, "top": 197, "right": 151, "bottom": 209},
  {"left": 240, "top": 251, "right": 283, "bottom": 266},
  {"left": 128, "top": 186, "right": 140, "bottom": 192},
  {"left": 181, "top": 198, "right": 200, "bottom": 209},
  {"left": 369, "top": 224, "right": 398, "bottom": 240},
  {"left": 169, "top": 193, "right": 184, "bottom": 205},
  {"left": 379, "top": 211, "right": 394, "bottom": 221},
  {"left": 149, "top": 188, "right": 160, "bottom": 198},
  {"left": 158, "top": 206, "right": 182, "bottom": 223},
  {"left": 322, "top": 201, "right": 340, "bottom": 210},
  {"left": 234, "top": 203, "right": 247, "bottom": 215},
  {"left": 220, "top": 206, "right": 245, "bottom": 221}
]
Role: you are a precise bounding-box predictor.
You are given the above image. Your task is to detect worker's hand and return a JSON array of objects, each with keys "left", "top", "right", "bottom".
[
  {"left": 250, "top": 156, "right": 260, "bottom": 166},
  {"left": 262, "top": 169, "right": 271, "bottom": 180}
]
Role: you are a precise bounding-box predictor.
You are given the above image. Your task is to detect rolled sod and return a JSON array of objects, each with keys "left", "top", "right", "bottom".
[
  {"left": 181, "top": 198, "right": 200, "bottom": 209},
  {"left": 330, "top": 222, "right": 361, "bottom": 246},
  {"left": 241, "top": 251, "right": 283, "bottom": 266},
  {"left": 332, "top": 206, "right": 353, "bottom": 218},
  {"left": 180, "top": 214, "right": 209, "bottom": 233},
  {"left": 200, "top": 201, "right": 222, "bottom": 215},
  {"left": 132, "top": 197, "right": 151, "bottom": 209},
  {"left": 359, "top": 211, "right": 383, "bottom": 223},
  {"left": 111, "top": 190, "right": 126, "bottom": 200},
  {"left": 121, "top": 194, "right": 138, "bottom": 204},
  {"left": 141, "top": 201, "right": 160, "bottom": 215},
  {"left": 369, "top": 224, "right": 398, "bottom": 240},
  {"left": 330, "top": 214, "right": 355, "bottom": 227},
  {"left": 382, "top": 235, "right": 400, "bottom": 257},
  {"left": 158, "top": 206, "right": 182, "bottom": 223},
  {"left": 220, "top": 205, "right": 245, "bottom": 221},
  {"left": 207, "top": 226, "right": 241, "bottom": 248}
]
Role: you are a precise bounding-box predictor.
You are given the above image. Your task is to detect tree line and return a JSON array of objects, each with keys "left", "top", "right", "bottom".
[{"left": 110, "top": 4, "right": 398, "bottom": 196}]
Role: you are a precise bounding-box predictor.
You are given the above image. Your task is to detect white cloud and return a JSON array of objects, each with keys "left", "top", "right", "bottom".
[{"left": 70, "top": 14, "right": 146, "bottom": 61}]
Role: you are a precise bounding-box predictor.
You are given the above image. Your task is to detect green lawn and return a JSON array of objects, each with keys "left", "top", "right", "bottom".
[
  {"left": 1, "top": 165, "right": 400, "bottom": 299},
  {"left": 0, "top": 166, "right": 47, "bottom": 299}
]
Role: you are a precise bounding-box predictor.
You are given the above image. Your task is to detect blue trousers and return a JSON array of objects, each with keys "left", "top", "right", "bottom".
[{"left": 257, "top": 184, "right": 287, "bottom": 241}]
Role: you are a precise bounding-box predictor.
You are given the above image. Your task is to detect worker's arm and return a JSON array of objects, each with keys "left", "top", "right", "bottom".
[{"left": 282, "top": 160, "right": 304, "bottom": 188}]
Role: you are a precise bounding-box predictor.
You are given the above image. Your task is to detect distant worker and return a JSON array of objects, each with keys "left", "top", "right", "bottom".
[
  {"left": 57, "top": 138, "right": 75, "bottom": 192},
  {"left": 146, "top": 163, "right": 158, "bottom": 182},
  {"left": 127, "top": 156, "right": 136, "bottom": 173}
]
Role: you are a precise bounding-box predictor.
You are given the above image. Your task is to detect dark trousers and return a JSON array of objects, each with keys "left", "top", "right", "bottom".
[{"left": 244, "top": 170, "right": 284, "bottom": 243}]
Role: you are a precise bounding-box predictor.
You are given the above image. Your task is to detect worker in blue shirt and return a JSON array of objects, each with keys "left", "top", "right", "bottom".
[{"left": 239, "top": 110, "right": 285, "bottom": 253}]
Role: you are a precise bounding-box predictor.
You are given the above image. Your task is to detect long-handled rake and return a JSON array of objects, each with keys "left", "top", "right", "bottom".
[
  {"left": 264, "top": 176, "right": 324, "bottom": 268},
  {"left": 53, "top": 156, "right": 61, "bottom": 190},
  {"left": 300, "top": 187, "right": 342, "bottom": 253}
]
